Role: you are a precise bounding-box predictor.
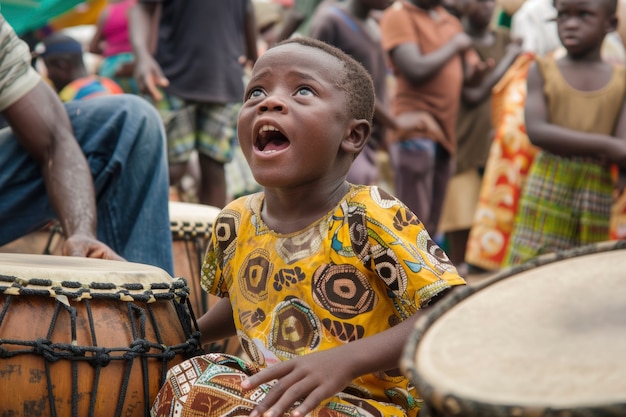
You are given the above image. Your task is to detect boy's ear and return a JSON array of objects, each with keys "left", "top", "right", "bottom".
[{"left": 341, "top": 119, "right": 371, "bottom": 155}]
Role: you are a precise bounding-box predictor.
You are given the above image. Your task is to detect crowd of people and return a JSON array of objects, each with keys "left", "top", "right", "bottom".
[{"left": 1, "top": 0, "right": 625, "bottom": 415}]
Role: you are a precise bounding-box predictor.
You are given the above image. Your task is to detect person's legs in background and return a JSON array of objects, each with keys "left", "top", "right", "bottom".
[
  {"left": 197, "top": 102, "right": 241, "bottom": 208},
  {"left": 390, "top": 138, "right": 438, "bottom": 234}
]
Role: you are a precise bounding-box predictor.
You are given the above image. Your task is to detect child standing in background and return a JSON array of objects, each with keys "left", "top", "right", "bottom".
[
  {"left": 150, "top": 37, "right": 465, "bottom": 417},
  {"left": 505, "top": 0, "right": 626, "bottom": 266},
  {"left": 379, "top": 0, "right": 488, "bottom": 236},
  {"left": 438, "top": 0, "right": 521, "bottom": 274}
]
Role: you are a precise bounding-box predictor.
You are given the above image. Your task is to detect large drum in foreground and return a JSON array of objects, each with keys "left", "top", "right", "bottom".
[
  {"left": 0, "top": 253, "right": 202, "bottom": 417},
  {"left": 402, "top": 240, "right": 626, "bottom": 417}
]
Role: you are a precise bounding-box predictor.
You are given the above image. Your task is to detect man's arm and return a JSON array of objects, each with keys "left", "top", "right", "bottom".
[
  {"left": 130, "top": 2, "right": 168, "bottom": 100},
  {"left": 243, "top": 0, "right": 259, "bottom": 66},
  {"left": 2, "top": 80, "right": 122, "bottom": 259}
]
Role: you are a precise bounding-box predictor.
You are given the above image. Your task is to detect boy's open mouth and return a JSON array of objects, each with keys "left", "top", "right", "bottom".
[{"left": 256, "top": 124, "right": 290, "bottom": 153}]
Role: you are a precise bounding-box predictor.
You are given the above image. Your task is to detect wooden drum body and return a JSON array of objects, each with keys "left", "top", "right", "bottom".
[
  {"left": 169, "top": 201, "right": 241, "bottom": 355},
  {"left": 0, "top": 254, "right": 201, "bottom": 417},
  {"left": 402, "top": 241, "right": 626, "bottom": 417}
]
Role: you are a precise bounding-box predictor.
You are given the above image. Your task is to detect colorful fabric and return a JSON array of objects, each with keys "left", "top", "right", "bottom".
[
  {"left": 197, "top": 185, "right": 465, "bottom": 417},
  {"left": 504, "top": 152, "right": 614, "bottom": 266},
  {"left": 97, "top": 52, "right": 139, "bottom": 95},
  {"left": 101, "top": 0, "right": 134, "bottom": 57},
  {"left": 151, "top": 353, "right": 413, "bottom": 417},
  {"left": 154, "top": 94, "right": 240, "bottom": 164},
  {"left": 465, "top": 53, "right": 538, "bottom": 271},
  {"left": 58, "top": 75, "right": 123, "bottom": 102},
  {"left": 612, "top": 190, "right": 626, "bottom": 239}
]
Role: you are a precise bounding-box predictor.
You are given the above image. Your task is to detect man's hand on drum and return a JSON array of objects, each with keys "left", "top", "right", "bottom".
[{"left": 63, "top": 234, "right": 125, "bottom": 261}]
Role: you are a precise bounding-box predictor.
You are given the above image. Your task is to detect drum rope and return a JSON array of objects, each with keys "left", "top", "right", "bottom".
[{"left": 0, "top": 274, "right": 204, "bottom": 416}]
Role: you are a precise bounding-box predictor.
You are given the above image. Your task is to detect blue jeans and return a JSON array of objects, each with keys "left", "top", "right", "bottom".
[{"left": 0, "top": 94, "right": 174, "bottom": 275}]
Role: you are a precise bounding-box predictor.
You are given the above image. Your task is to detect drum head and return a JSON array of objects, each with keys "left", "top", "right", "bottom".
[
  {"left": 169, "top": 201, "right": 221, "bottom": 237},
  {"left": 403, "top": 241, "right": 626, "bottom": 416},
  {"left": 0, "top": 253, "right": 180, "bottom": 301},
  {"left": 0, "top": 253, "right": 172, "bottom": 281}
]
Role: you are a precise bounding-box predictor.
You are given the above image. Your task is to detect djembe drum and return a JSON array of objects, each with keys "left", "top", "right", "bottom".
[
  {"left": 169, "top": 201, "right": 241, "bottom": 356},
  {"left": 402, "top": 240, "right": 626, "bottom": 417},
  {"left": 0, "top": 253, "right": 202, "bottom": 417}
]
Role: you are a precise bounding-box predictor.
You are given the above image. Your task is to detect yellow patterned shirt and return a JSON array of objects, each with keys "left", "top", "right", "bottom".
[{"left": 201, "top": 185, "right": 466, "bottom": 416}]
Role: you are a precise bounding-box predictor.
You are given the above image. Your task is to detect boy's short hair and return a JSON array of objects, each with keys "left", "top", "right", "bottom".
[{"left": 274, "top": 37, "right": 375, "bottom": 124}]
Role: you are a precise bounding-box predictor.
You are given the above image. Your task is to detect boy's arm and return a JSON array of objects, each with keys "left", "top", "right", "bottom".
[
  {"left": 462, "top": 39, "right": 522, "bottom": 107},
  {"left": 525, "top": 62, "right": 622, "bottom": 160},
  {"left": 242, "top": 286, "right": 464, "bottom": 417},
  {"left": 389, "top": 32, "right": 472, "bottom": 85},
  {"left": 196, "top": 296, "right": 237, "bottom": 345}
]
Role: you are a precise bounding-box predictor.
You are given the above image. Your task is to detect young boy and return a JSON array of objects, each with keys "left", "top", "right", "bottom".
[
  {"left": 379, "top": 0, "right": 487, "bottom": 236},
  {"left": 150, "top": 37, "right": 466, "bottom": 417},
  {"left": 505, "top": 0, "right": 626, "bottom": 265}
]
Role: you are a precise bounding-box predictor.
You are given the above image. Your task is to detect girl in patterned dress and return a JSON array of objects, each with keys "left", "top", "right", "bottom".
[{"left": 150, "top": 38, "right": 466, "bottom": 417}]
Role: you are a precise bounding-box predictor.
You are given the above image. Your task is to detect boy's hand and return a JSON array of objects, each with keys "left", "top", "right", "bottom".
[{"left": 241, "top": 349, "right": 356, "bottom": 417}]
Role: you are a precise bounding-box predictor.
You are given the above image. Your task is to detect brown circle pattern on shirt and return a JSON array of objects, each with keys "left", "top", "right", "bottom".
[
  {"left": 268, "top": 297, "right": 321, "bottom": 359},
  {"left": 311, "top": 263, "right": 378, "bottom": 319}
]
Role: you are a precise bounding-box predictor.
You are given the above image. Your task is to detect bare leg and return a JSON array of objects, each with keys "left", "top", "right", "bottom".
[{"left": 198, "top": 153, "right": 226, "bottom": 208}]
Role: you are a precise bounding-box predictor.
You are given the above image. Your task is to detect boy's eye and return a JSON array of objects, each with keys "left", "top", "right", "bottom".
[
  {"left": 247, "top": 88, "right": 265, "bottom": 99},
  {"left": 296, "top": 86, "right": 314, "bottom": 96}
]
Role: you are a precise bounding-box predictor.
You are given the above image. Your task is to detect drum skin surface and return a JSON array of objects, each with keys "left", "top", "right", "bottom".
[
  {"left": 402, "top": 240, "right": 626, "bottom": 417},
  {"left": 0, "top": 253, "right": 201, "bottom": 417}
]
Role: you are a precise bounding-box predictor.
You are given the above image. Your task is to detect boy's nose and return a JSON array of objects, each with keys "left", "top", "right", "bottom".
[{"left": 258, "top": 95, "right": 286, "bottom": 113}]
